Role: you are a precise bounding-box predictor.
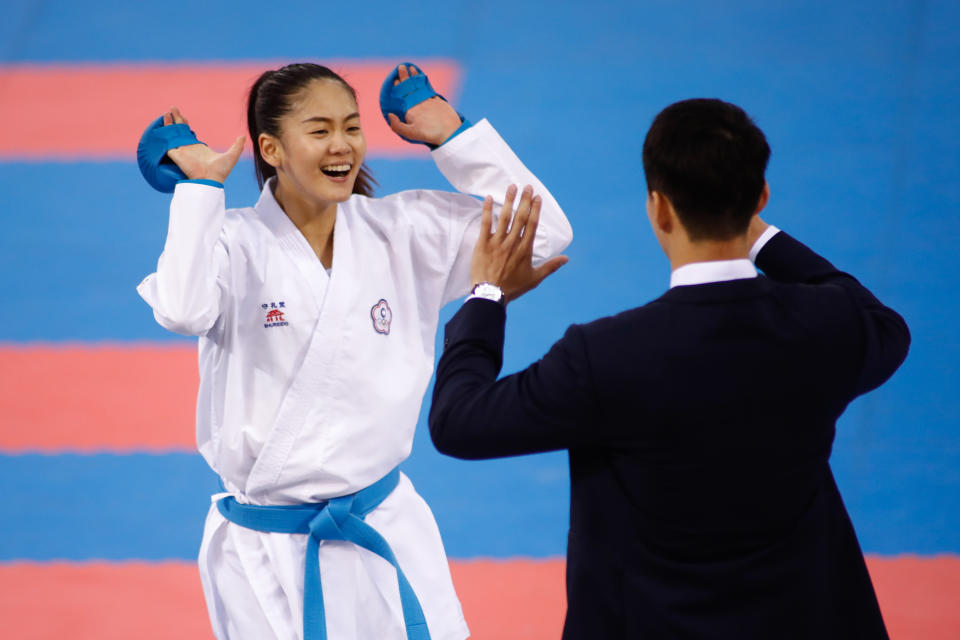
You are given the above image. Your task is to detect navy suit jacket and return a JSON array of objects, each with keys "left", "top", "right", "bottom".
[{"left": 429, "top": 232, "right": 910, "bottom": 639}]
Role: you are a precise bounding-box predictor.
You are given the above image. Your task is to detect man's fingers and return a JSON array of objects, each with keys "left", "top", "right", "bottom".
[
  {"left": 535, "top": 255, "right": 569, "bottom": 282},
  {"left": 479, "top": 196, "right": 494, "bottom": 239},
  {"left": 503, "top": 255, "right": 569, "bottom": 303},
  {"left": 495, "top": 185, "right": 518, "bottom": 239},
  {"left": 507, "top": 186, "right": 534, "bottom": 244},
  {"left": 396, "top": 64, "right": 410, "bottom": 86},
  {"left": 517, "top": 195, "right": 542, "bottom": 252},
  {"left": 162, "top": 111, "right": 173, "bottom": 126}
]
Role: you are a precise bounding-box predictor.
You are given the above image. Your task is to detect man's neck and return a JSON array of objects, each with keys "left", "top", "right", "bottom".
[{"left": 668, "top": 236, "right": 751, "bottom": 271}]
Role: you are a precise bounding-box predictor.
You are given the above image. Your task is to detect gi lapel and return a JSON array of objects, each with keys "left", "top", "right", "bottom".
[
  {"left": 245, "top": 196, "right": 367, "bottom": 501},
  {"left": 254, "top": 181, "right": 331, "bottom": 309}
]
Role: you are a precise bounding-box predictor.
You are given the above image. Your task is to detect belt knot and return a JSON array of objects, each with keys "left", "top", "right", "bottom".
[
  {"left": 308, "top": 494, "right": 356, "bottom": 541},
  {"left": 215, "top": 467, "right": 429, "bottom": 640}
]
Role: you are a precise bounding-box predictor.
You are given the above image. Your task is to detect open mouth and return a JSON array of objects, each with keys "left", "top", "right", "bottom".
[{"left": 321, "top": 163, "right": 352, "bottom": 178}]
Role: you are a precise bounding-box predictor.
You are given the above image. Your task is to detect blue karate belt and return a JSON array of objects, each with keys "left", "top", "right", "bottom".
[{"left": 216, "top": 467, "right": 430, "bottom": 640}]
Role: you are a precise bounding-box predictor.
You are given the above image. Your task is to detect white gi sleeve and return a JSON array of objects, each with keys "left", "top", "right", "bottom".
[
  {"left": 136, "top": 182, "right": 229, "bottom": 336},
  {"left": 430, "top": 119, "right": 573, "bottom": 303}
]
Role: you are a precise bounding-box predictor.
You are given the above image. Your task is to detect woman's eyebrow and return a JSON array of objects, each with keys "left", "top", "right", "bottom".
[{"left": 301, "top": 112, "right": 360, "bottom": 124}]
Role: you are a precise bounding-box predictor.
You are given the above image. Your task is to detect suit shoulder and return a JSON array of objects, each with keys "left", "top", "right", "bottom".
[{"left": 574, "top": 300, "right": 666, "bottom": 339}]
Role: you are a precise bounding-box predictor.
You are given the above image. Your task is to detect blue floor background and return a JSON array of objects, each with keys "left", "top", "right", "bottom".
[{"left": 1, "top": 0, "right": 958, "bottom": 560}]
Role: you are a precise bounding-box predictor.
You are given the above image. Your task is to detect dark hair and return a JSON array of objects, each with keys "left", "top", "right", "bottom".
[
  {"left": 642, "top": 98, "right": 770, "bottom": 241},
  {"left": 247, "top": 62, "right": 376, "bottom": 196}
]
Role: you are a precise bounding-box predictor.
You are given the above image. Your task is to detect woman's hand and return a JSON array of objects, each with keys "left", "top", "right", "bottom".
[
  {"left": 470, "top": 185, "right": 569, "bottom": 303},
  {"left": 386, "top": 65, "right": 463, "bottom": 147},
  {"left": 164, "top": 106, "right": 245, "bottom": 183}
]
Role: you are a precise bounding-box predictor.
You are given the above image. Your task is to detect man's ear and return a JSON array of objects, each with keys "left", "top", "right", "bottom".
[
  {"left": 755, "top": 182, "right": 770, "bottom": 215},
  {"left": 650, "top": 191, "right": 674, "bottom": 234},
  {"left": 259, "top": 133, "right": 282, "bottom": 169}
]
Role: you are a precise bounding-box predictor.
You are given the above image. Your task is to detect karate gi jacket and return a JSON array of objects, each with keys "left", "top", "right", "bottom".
[
  {"left": 137, "top": 119, "right": 573, "bottom": 640},
  {"left": 430, "top": 231, "right": 910, "bottom": 639}
]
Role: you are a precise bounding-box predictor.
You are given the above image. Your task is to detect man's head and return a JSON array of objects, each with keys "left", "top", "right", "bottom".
[{"left": 643, "top": 99, "right": 770, "bottom": 243}]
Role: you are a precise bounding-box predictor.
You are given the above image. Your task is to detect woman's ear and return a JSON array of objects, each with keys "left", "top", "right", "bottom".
[{"left": 259, "top": 133, "right": 282, "bottom": 169}]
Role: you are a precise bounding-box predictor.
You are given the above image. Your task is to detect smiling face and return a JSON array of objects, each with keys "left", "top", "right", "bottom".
[{"left": 260, "top": 78, "right": 368, "bottom": 210}]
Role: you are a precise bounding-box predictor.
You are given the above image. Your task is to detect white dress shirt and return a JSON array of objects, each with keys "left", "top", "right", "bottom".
[{"left": 669, "top": 226, "right": 781, "bottom": 288}]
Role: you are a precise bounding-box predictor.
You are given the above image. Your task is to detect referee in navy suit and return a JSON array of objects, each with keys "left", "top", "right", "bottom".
[{"left": 429, "top": 99, "right": 909, "bottom": 639}]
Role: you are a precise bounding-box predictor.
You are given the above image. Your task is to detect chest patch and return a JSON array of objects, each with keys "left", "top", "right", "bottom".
[
  {"left": 371, "top": 299, "right": 392, "bottom": 335},
  {"left": 262, "top": 301, "right": 289, "bottom": 328}
]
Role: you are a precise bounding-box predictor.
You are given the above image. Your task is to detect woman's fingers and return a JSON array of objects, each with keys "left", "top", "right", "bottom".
[
  {"left": 207, "top": 135, "right": 246, "bottom": 182},
  {"left": 393, "top": 63, "right": 421, "bottom": 86},
  {"left": 170, "top": 106, "right": 188, "bottom": 126},
  {"left": 224, "top": 136, "right": 245, "bottom": 164},
  {"left": 387, "top": 112, "right": 416, "bottom": 137}
]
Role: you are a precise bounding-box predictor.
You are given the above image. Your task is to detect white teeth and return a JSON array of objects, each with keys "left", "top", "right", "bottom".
[{"left": 323, "top": 164, "right": 352, "bottom": 171}]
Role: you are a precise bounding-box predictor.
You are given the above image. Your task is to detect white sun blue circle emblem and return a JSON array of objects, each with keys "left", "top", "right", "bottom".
[{"left": 371, "top": 299, "right": 392, "bottom": 335}]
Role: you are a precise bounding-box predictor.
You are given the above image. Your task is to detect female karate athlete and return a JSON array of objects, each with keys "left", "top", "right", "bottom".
[{"left": 136, "top": 62, "right": 572, "bottom": 640}]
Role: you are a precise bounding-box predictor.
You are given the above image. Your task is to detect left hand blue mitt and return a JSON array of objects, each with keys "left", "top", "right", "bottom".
[{"left": 136, "top": 116, "right": 204, "bottom": 193}]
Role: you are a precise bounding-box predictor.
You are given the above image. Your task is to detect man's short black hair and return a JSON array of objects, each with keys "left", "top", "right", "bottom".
[{"left": 642, "top": 98, "right": 770, "bottom": 241}]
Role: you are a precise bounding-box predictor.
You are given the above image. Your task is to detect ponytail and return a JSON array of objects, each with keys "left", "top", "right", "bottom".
[{"left": 247, "top": 72, "right": 276, "bottom": 189}]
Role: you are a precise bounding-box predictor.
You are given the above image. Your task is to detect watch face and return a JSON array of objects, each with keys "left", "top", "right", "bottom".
[{"left": 473, "top": 282, "right": 504, "bottom": 302}]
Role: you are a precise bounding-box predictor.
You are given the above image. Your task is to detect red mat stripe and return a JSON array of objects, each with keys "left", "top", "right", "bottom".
[
  {"left": 0, "top": 556, "right": 956, "bottom": 639},
  {"left": 0, "top": 61, "right": 460, "bottom": 159},
  {"left": 0, "top": 344, "right": 198, "bottom": 452}
]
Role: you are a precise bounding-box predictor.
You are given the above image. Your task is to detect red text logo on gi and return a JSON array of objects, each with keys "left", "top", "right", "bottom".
[{"left": 262, "top": 301, "right": 289, "bottom": 328}]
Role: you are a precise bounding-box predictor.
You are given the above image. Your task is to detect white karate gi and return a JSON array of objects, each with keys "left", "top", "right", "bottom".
[{"left": 137, "top": 119, "right": 573, "bottom": 640}]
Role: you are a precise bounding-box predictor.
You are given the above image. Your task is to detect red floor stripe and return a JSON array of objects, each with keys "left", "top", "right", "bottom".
[
  {"left": 0, "top": 556, "right": 956, "bottom": 639},
  {"left": 0, "top": 344, "right": 197, "bottom": 452},
  {"left": 868, "top": 554, "right": 960, "bottom": 640},
  {"left": 0, "top": 562, "right": 211, "bottom": 640},
  {"left": 0, "top": 61, "right": 460, "bottom": 159},
  {"left": 452, "top": 559, "right": 567, "bottom": 638}
]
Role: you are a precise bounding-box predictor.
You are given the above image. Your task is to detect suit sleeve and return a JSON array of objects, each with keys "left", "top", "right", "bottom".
[
  {"left": 755, "top": 231, "right": 910, "bottom": 395},
  {"left": 430, "top": 119, "right": 573, "bottom": 304},
  {"left": 429, "top": 299, "right": 600, "bottom": 459}
]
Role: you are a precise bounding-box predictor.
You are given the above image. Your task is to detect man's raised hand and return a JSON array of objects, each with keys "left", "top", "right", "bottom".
[{"left": 470, "top": 185, "right": 569, "bottom": 303}]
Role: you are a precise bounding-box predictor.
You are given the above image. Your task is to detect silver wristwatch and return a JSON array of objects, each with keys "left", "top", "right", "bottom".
[{"left": 466, "top": 282, "right": 505, "bottom": 305}]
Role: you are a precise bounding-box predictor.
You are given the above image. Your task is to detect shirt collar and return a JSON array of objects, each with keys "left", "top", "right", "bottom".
[{"left": 669, "top": 258, "right": 758, "bottom": 289}]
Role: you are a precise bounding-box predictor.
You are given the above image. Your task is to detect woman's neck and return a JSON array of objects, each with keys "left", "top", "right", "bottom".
[{"left": 273, "top": 179, "right": 338, "bottom": 269}]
